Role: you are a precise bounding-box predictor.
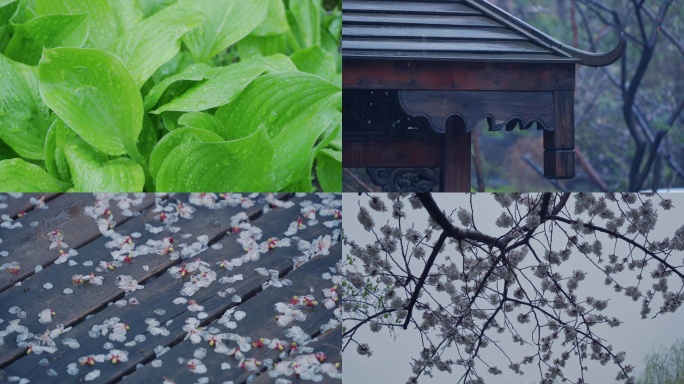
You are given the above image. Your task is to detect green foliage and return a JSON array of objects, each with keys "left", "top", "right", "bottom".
[
  {"left": 0, "top": 0, "right": 341, "bottom": 192},
  {"left": 637, "top": 339, "right": 684, "bottom": 384}
]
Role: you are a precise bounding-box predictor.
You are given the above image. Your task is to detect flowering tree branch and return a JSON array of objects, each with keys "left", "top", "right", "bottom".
[{"left": 344, "top": 192, "right": 684, "bottom": 384}]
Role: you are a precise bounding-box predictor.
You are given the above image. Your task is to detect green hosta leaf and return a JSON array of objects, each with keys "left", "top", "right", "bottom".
[
  {"left": 9, "top": 1, "right": 35, "bottom": 25},
  {"left": 34, "top": 0, "right": 120, "bottom": 50},
  {"left": 181, "top": 0, "right": 269, "bottom": 62},
  {"left": 0, "top": 158, "right": 63, "bottom": 192},
  {"left": 44, "top": 118, "right": 78, "bottom": 183},
  {"left": 138, "top": 114, "right": 158, "bottom": 163},
  {"left": 153, "top": 55, "right": 271, "bottom": 113},
  {"left": 111, "top": 0, "right": 142, "bottom": 33},
  {"left": 0, "top": 0, "right": 18, "bottom": 8},
  {"left": 138, "top": 0, "right": 178, "bottom": 18},
  {"left": 64, "top": 140, "right": 145, "bottom": 192},
  {"left": 0, "top": 139, "right": 19, "bottom": 160},
  {"left": 160, "top": 111, "right": 184, "bottom": 132},
  {"left": 114, "top": 2, "right": 204, "bottom": 87},
  {"left": 178, "top": 112, "right": 223, "bottom": 134},
  {"left": 252, "top": 0, "right": 288, "bottom": 36},
  {"left": 38, "top": 48, "right": 143, "bottom": 158},
  {"left": 148, "top": 126, "right": 223, "bottom": 180},
  {"left": 5, "top": 14, "right": 88, "bottom": 65},
  {"left": 288, "top": 0, "right": 321, "bottom": 50},
  {"left": 0, "top": 53, "right": 50, "bottom": 160},
  {"left": 291, "top": 45, "right": 335, "bottom": 82},
  {"left": 237, "top": 34, "right": 286, "bottom": 58},
  {"left": 215, "top": 71, "right": 340, "bottom": 190},
  {"left": 143, "top": 63, "right": 219, "bottom": 111},
  {"left": 263, "top": 53, "right": 298, "bottom": 72},
  {"left": 315, "top": 148, "right": 341, "bottom": 192},
  {"left": 155, "top": 127, "right": 275, "bottom": 192},
  {"left": 287, "top": 117, "right": 339, "bottom": 191}
]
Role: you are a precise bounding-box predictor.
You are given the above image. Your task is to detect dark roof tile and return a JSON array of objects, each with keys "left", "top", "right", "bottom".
[{"left": 342, "top": 0, "right": 625, "bottom": 66}]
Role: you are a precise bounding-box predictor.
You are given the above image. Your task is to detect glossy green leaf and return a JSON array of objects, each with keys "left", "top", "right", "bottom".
[
  {"left": 143, "top": 63, "right": 219, "bottom": 111},
  {"left": 252, "top": 0, "right": 288, "bottom": 36},
  {"left": 215, "top": 71, "right": 341, "bottom": 190},
  {"left": 0, "top": 139, "right": 19, "bottom": 160},
  {"left": 237, "top": 34, "right": 286, "bottom": 58},
  {"left": 138, "top": 0, "right": 178, "bottom": 18},
  {"left": 286, "top": 117, "right": 339, "bottom": 192},
  {"left": 263, "top": 53, "right": 298, "bottom": 72},
  {"left": 0, "top": 0, "right": 18, "bottom": 8},
  {"left": 153, "top": 55, "right": 271, "bottom": 113},
  {"left": 148, "top": 126, "right": 223, "bottom": 180},
  {"left": 178, "top": 112, "right": 223, "bottom": 134},
  {"left": 0, "top": 158, "right": 63, "bottom": 192},
  {"left": 5, "top": 13, "right": 87, "bottom": 65},
  {"left": 181, "top": 0, "right": 269, "bottom": 62},
  {"left": 111, "top": 0, "right": 142, "bottom": 33},
  {"left": 160, "top": 111, "right": 184, "bottom": 132},
  {"left": 114, "top": 2, "right": 204, "bottom": 87},
  {"left": 44, "top": 118, "right": 78, "bottom": 183},
  {"left": 0, "top": 53, "right": 50, "bottom": 159},
  {"left": 315, "top": 148, "right": 341, "bottom": 192},
  {"left": 138, "top": 114, "right": 158, "bottom": 163},
  {"left": 155, "top": 127, "right": 275, "bottom": 192},
  {"left": 291, "top": 45, "right": 335, "bottom": 82},
  {"left": 288, "top": 0, "right": 321, "bottom": 50},
  {"left": 64, "top": 140, "right": 145, "bottom": 192},
  {"left": 34, "top": 0, "right": 119, "bottom": 49},
  {"left": 38, "top": 48, "right": 143, "bottom": 158}
]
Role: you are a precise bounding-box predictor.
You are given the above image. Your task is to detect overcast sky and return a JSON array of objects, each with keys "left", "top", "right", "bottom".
[{"left": 343, "top": 193, "right": 684, "bottom": 384}]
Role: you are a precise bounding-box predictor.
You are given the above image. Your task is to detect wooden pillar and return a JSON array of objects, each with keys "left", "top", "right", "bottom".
[
  {"left": 544, "top": 91, "right": 575, "bottom": 179},
  {"left": 441, "top": 116, "right": 471, "bottom": 192}
]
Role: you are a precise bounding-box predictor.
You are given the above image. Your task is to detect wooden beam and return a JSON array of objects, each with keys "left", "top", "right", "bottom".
[
  {"left": 441, "top": 117, "right": 471, "bottom": 192},
  {"left": 342, "top": 138, "right": 441, "bottom": 168},
  {"left": 544, "top": 90, "right": 575, "bottom": 179},
  {"left": 343, "top": 60, "right": 575, "bottom": 91}
]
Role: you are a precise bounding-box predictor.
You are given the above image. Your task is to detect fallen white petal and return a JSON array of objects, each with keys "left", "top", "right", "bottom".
[
  {"left": 84, "top": 370, "right": 100, "bottom": 381},
  {"left": 193, "top": 348, "right": 207, "bottom": 359}
]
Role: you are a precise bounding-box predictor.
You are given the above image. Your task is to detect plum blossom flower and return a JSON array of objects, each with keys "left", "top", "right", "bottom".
[
  {"left": 322, "top": 285, "right": 339, "bottom": 309},
  {"left": 78, "top": 354, "right": 105, "bottom": 365},
  {"left": 38, "top": 308, "right": 56, "bottom": 324},
  {"left": 284, "top": 218, "right": 307, "bottom": 236},
  {"left": 238, "top": 357, "right": 262, "bottom": 371},
  {"left": 183, "top": 317, "right": 205, "bottom": 344},
  {"left": 106, "top": 349, "right": 128, "bottom": 364},
  {"left": 259, "top": 237, "right": 290, "bottom": 253},
  {"left": 186, "top": 359, "right": 207, "bottom": 374},
  {"left": 1, "top": 261, "right": 20, "bottom": 274},
  {"left": 312, "top": 235, "right": 332, "bottom": 256},
  {"left": 30, "top": 196, "right": 48, "bottom": 209},
  {"left": 187, "top": 300, "right": 204, "bottom": 312}
]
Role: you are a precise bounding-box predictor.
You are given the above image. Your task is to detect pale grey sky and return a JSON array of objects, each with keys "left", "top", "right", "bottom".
[{"left": 343, "top": 193, "right": 684, "bottom": 384}]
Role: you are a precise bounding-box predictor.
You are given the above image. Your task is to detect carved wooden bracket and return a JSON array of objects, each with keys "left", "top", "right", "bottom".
[
  {"left": 398, "top": 90, "right": 555, "bottom": 134},
  {"left": 366, "top": 168, "right": 440, "bottom": 192}
]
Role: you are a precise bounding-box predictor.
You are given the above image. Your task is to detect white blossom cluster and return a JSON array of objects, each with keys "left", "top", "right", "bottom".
[{"left": 344, "top": 193, "right": 684, "bottom": 384}]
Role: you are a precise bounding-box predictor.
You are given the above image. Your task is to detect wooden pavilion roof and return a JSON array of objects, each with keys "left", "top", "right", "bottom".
[{"left": 342, "top": 0, "right": 625, "bottom": 66}]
